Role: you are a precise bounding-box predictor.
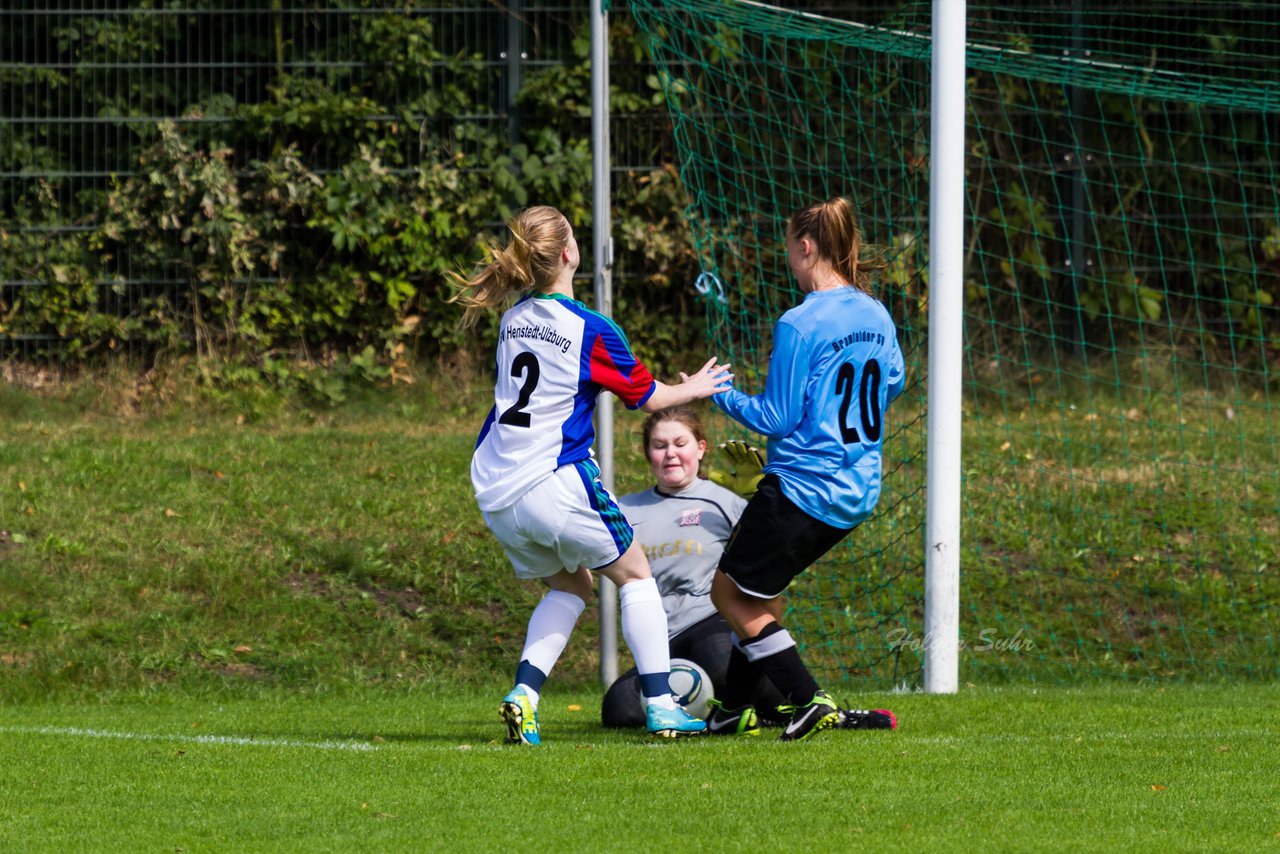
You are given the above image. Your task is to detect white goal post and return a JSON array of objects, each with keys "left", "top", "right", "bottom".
[
  {"left": 923, "top": 0, "right": 965, "bottom": 694},
  {"left": 592, "top": 0, "right": 620, "bottom": 686}
]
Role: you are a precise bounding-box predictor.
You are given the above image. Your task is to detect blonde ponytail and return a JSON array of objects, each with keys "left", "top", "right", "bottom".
[{"left": 448, "top": 206, "right": 571, "bottom": 329}]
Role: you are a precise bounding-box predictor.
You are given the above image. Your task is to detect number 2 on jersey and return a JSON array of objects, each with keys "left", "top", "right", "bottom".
[
  {"left": 835, "top": 359, "right": 882, "bottom": 444},
  {"left": 498, "top": 352, "right": 541, "bottom": 427}
]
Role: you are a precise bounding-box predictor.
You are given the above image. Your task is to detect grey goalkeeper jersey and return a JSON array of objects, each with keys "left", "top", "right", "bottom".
[{"left": 618, "top": 478, "right": 747, "bottom": 639}]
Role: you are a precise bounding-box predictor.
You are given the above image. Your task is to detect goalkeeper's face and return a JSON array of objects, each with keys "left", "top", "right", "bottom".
[{"left": 647, "top": 420, "right": 707, "bottom": 493}]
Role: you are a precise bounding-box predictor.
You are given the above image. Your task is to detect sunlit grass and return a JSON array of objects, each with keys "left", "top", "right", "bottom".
[{"left": 1, "top": 683, "right": 1276, "bottom": 851}]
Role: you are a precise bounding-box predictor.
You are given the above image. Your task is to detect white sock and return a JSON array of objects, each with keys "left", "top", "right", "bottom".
[
  {"left": 519, "top": 589, "right": 586, "bottom": 692},
  {"left": 619, "top": 578, "right": 675, "bottom": 708},
  {"left": 515, "top": 683, "right": 541, "bottom": 707}
]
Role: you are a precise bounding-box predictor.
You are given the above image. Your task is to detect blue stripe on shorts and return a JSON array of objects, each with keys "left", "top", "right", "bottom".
[{"left": 573, "top": 459, "right": 634, "bottom": 558}]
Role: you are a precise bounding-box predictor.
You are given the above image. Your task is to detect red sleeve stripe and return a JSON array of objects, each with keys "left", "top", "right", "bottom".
[{"left": 589, "top": 335, "right": 655, "bottom": 409}]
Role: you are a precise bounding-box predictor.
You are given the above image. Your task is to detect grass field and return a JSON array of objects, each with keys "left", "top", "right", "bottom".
[
  {"left": 1, "top": 368, "right": 1277, "bottom": 850},
  {"left": 2, "top": 683, "right": 1277, "bottom": 851},
  {"left": 0, "top": 369, "right": 578, "bottom": 698},
  {"left": 3, "top": 367, "right": 1275, "bottom": 699}
]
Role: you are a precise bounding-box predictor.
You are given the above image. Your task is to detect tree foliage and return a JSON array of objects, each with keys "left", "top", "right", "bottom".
[
  {"left": 3, "top": 2, "right": 1275, "bottom": 382},
  {"left": 0, "top": 3, "right": 701, "bottom": 383}
]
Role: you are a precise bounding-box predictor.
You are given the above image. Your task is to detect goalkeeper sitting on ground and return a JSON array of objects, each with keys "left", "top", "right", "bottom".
[{"left": 601, "top": 406, "right": 895, "bottom": 733}]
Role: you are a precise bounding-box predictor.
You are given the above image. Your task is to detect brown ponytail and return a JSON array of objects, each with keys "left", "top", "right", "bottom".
[{"left": 787, "top": 197, "right": 886, "bottom": 296}]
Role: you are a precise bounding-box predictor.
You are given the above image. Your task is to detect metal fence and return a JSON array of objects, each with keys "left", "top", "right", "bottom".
[
  {"left": 0, "top": 3, "right": 589, "bottom": 361},
  {"left": 0, "top": 1, "right": 906, "bottom": 364}
]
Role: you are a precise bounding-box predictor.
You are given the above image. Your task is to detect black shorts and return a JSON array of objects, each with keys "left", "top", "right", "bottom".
[{"left": 719, "top": 474, "right": 853, "bottom": 599}]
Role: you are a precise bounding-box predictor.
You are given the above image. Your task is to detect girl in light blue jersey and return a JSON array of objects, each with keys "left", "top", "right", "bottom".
[
  {"left": 707, "top": 197, "right": 905, "bottom": 741},
  {"left": 449, "top": 206, "right": 732, "bottom": 745}
]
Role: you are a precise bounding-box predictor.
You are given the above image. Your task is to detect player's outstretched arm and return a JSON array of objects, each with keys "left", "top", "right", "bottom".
[{"left": 640, "top": 358, "right": 733, "bottom": 412}]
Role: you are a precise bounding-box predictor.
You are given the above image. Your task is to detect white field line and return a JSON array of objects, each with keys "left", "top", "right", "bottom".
[
  {"left": 0, "top": 725, "right": 378, "bottom": 752},
  {"left": 0, "top": 724, "right": 1271, "bottom": 753}
]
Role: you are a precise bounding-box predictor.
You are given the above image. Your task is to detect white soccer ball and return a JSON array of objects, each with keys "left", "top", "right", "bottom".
[{"left": 668, "top": 658, "right": 714, "bottom": 719}]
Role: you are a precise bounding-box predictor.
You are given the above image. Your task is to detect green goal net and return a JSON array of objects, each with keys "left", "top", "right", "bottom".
[{"left": 630, "top": 0, "right": 1279, "bottom": 686}]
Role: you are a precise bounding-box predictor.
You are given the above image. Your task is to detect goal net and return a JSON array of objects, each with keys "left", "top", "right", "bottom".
[{"left": 630, "top": 0, "right": 1279, "bottom": 686}]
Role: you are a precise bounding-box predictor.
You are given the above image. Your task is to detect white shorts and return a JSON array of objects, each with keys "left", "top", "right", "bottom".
[{"left": 483, "top": 459, "right": 634, "bottom": 580}]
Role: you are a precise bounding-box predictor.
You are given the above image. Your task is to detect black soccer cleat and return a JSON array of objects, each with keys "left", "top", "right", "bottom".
[
  {"left": 838, "top": 707, "right": 897, "bottom": 730},
  {"left": 704, "top": 699, "right": 761, "bottom": 736},
  {"left": 777, "top": 690, "right": 841, "bottom": 742}
]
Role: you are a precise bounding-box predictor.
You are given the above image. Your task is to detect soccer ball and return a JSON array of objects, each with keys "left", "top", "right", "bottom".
[{"left": 667, "top": 658, "right": 713, "bottom": 719}]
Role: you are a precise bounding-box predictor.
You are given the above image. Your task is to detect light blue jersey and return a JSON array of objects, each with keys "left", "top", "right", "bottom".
[{"left": 714, "top": 286, "right": 904, "bottom": 529}]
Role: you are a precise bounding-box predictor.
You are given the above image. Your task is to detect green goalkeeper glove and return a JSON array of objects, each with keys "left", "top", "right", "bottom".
[{"left": 708, "top": 440, "right": 766, "bottom": 498}]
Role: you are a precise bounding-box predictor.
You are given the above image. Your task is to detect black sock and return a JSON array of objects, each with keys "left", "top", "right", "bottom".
[
  {"left": 741, "top": 622, "right": 820, "bottom": 705},
  {"left": 718, "top": 645, "right": 762, "bottom": 710}
]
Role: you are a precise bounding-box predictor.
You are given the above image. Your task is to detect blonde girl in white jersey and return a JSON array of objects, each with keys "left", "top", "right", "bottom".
[{"left": 450, "top": 205, "right": 732, "bottom": 745}]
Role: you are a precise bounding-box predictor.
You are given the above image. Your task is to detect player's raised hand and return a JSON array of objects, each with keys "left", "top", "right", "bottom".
[
  {"left": 677, "top": 357, "right": 733, "bottom": 399},
  {"left": 707, "top": 440, "right": 765, "bottom": 498},
  {"left": 641, "top": 358, "right": 734, "bottom": 412}
]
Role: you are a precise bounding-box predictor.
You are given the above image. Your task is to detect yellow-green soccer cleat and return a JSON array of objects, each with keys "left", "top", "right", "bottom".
[
  {"left": 500, "top": 686, "right": 540, "bottom": 746},
  {"left": 778, "top": 690, "right": 841, "bottom": 742},
  {"left": 704, "top": 698, "right": 762, "bottom": 736}
]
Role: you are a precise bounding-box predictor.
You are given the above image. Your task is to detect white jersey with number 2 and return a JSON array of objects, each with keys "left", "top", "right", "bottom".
[{"left": 471, "top": 293, "right": 656, "bottom": 512}]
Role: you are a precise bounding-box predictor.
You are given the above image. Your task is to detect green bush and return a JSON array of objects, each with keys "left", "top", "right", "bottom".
[{"left": 1, "top": 9, "right": 709, "bottom": 383}]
